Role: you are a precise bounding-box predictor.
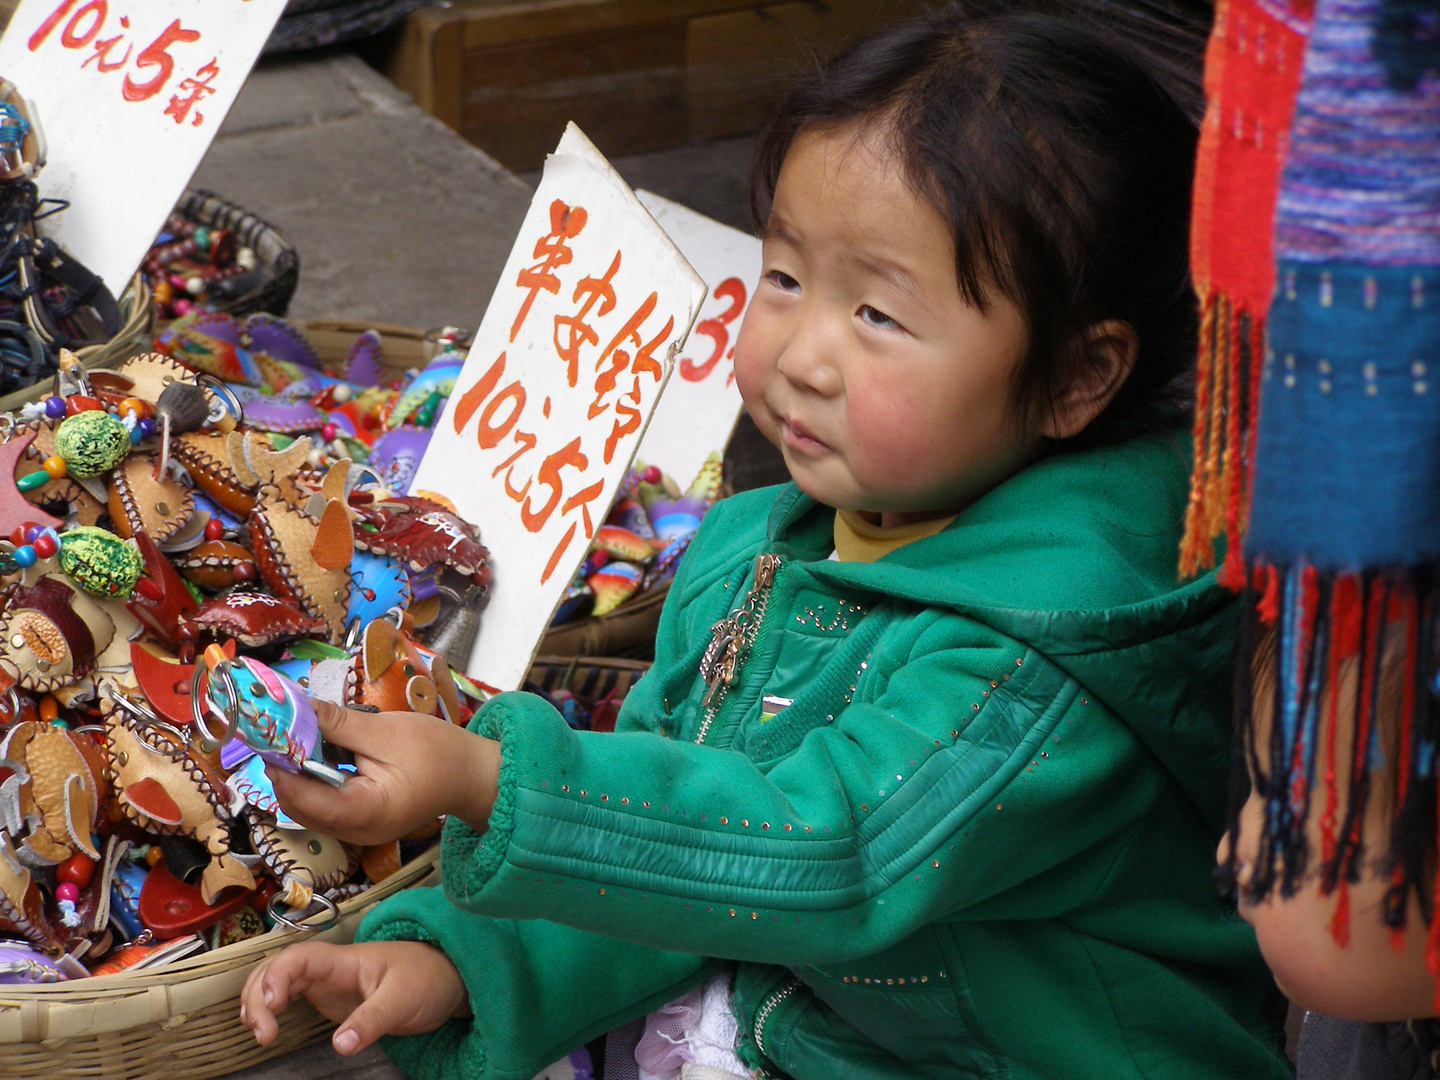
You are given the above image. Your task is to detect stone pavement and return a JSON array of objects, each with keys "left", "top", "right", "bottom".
[
  {"left": 224, "top": 1038, "right": 405, "bottom": 1080},
  {"left": 193, "top": 50, "right": 533, "bottom": 333}
]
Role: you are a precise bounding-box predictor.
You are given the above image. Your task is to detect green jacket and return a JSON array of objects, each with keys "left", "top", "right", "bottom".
[{"left": 357, "top": 431, "right": 1289, "bottom": 1080}]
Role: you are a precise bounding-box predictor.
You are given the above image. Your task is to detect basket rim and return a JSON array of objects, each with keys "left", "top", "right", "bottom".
[{"left": 0, "top": 845, "right": 437, "bottom": 1003}]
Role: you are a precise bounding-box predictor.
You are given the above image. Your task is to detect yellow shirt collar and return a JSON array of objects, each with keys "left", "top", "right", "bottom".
[{"left": 832, "top": 509, "right": 956, "bottom": 563}]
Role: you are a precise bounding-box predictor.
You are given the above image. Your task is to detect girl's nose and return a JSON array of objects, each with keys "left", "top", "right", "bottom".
[{"left": 775, "top": 313, "right": 842, "bottom": 397}]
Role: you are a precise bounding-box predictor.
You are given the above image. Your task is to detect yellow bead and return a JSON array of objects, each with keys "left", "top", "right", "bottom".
[
  {"left": 37, "top": 695, "right": 58, "bottom": 722},
  {"left": 41, "top": 455, "right": 67, "bottom": 479},
  {"left": 145, "top": 846, "right": 163, "bottom": 868},
  {"left": 118, "top": 398, "right": 149, "bottom": 420}
]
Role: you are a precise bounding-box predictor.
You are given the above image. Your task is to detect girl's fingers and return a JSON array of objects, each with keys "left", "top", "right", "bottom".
[
  {"left": 244, "top": 943, "right": 329, "bottom": 1044},
  {"left": 267, "top": 765, "right": 390, "bottom": 842},
  {"left": 309, "top": 698, "right": 391, "bottom": 756},
  {"left": 331, "top": 991, "right": 395, "bottom": 1056}
]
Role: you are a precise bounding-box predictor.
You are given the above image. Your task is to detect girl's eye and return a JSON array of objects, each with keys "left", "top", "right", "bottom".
[
  {"left": 765, "top": 270, "right": 800, "bottom": 292},
  {"left": 859, "top": 305, "right": 901, "bottom": 331}
]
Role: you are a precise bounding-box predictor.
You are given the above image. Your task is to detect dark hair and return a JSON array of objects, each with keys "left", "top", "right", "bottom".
[{"left": 750, "top": 1, "right": 1205, "bottom": 448}]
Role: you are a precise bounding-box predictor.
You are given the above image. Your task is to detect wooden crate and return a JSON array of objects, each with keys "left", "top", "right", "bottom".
[{"left": 380, "top": 0, "right": 925, "bottom": 171}]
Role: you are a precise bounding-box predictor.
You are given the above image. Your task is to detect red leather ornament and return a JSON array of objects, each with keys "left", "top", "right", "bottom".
[
  {"left": 125, "top": 531, "right": 199, "bottom": 648},
  {"left": 138, "top": 862, "right": 254, "bottom": 940},
  {"left": 129, "top": 639, "right": 234, "bottom": 728}
]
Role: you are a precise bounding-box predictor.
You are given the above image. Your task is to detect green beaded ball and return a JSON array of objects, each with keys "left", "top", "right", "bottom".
[
  {"left": 54, "top": 410, "right": 129, "bottom": 478},
  {"left": 58, "top": 526, "right": 143, "bottom": 597}
]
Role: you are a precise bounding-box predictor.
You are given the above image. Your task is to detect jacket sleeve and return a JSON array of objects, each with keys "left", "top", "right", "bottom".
[
  {"left": 440, "top": 608, "right": 1163, "bottom": 967},
  {"left": 354, "top": 882, "right": 713, "bottom": 1080}
]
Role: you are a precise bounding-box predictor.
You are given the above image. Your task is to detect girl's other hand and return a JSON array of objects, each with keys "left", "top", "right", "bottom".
[
  {"left": 240, "top": 940, "right": 469, "bottom": 1055},
  {"left": 267, "top": 699, "right": 500, "bottom": 846}
]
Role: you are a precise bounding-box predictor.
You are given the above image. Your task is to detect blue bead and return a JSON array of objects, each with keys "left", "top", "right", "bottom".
[
  {"left": 24, "top": 525, "right": 42, "bottom": 543},
  {"left": 13, "top": 545, "right": 36, "bottom": 567},
  {"left": 129, "top": 425, "right": 142, "bottom": 444},
  {"left": 44, "top": 396, "right": 65, "bottom": 419},
  {"left": 138, "top": 418, "right": 156, "bottom": 439}
]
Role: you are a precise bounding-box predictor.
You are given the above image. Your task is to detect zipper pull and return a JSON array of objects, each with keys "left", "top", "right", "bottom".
[
  {"left": 755, "top": 553, "right": 780, "bottom": 589},
  {"left": 701, "top": 631, "right": 741, "bottom": 707},
  {"left": 699, "top": 618, "right": 738, "bottom": 700}
]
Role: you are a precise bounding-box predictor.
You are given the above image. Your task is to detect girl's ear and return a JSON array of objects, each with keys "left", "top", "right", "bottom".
[{"left": 1039, "top": 320, "right": 1140, "bottom": 441}]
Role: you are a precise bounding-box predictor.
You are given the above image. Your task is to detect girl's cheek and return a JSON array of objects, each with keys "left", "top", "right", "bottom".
[
  {"left": 844, "top": 377, "right": 942, "bottom": 478},
  {"left": 732, "top": 308, "right": 774, "bottom": 410}
]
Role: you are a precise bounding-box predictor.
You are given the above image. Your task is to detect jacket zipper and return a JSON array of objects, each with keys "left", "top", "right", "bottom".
[
  {"left": 694, "top": 553, "right": 780, "bottom": 745},
  {"left": 753, "top": 976, "right": 802, "bottom": 1061}
]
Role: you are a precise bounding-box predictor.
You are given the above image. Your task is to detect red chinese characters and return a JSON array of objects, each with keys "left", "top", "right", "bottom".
[
  {"left": 28, "top": 3, "right": 216, "bottom": 125},
  {"left": 450, "top": 202, "right": 676, "bottom": 586}
]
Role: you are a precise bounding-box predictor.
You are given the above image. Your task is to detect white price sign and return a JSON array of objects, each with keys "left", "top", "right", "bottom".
[
  {"left": 412, "top": 124, "right": 705, "bottom": 692},
  {"left": 635, "top": 190, "right": 760, "bottom": 489},
  {"left": 0, "top": 0, "right": 288, "bottom": 295}
]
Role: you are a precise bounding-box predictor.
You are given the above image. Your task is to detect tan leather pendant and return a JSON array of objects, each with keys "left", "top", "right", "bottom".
[
  {"left": 248, "top": 483, "right": 352, "bottom": 644},
  {"left": 107, "top": 455, "right": 194, "bottom": 542},
  {"left": 170, "top": 432, "right": 255, "bottom": 516},
  {"left": 250, "top": 815, "right": 357, "bottom": 909},
  {"left": 101, "top": 701, "right": 256, "bottom": 905},
  {"left": 0, "top": 721, "right": 102, "bottom": 865}
]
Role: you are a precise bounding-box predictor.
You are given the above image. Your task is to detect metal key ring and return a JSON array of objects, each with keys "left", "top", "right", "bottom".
[
  {"left": 346, "top": 462, "right": 384, "bottom": 491},
  {"left": 267, "top": 890, "right": 340, "bottom": 932},
  {"left": 194, "top": 373, "right": 245, "bottom": 428},
  {"left": 99, "top": 678, "right": 162, "bottom": 728},
  {"left": 189, "top": 659, "right": 237, "bottom": 753}
]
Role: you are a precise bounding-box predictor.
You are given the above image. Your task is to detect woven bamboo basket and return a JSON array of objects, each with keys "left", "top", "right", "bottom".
[
  {"left": 526, "top": 655, "right": 652, "bottom": 702},
  {"left": 291, "top": 317, "right": 434, "bottom": 379},
  {"left": 0, "top": 848, "right": 439, "bottom": 1079},
  {"left": 539, "top": 584, "right": 670, "bottom": 662},
  {"left": 0, "top": 658, "right": 654, "bottom": 1077},
  {"left": 0, "top": 271, "right": 155, "bottom": 415},
  {"left": 171, "top": 191, "right": 299, "bottom": 319}
]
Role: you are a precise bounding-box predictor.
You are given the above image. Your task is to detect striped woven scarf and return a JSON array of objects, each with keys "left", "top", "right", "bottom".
[{"left": 1195, "top": 0, "right": 1440, "bottom": 980}]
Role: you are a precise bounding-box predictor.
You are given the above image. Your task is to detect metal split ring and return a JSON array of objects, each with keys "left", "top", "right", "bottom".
[
  {"left": 346, "top": 462, "right": 384, "bottom": 492},
  {"left": 194, "top": 373, "right": 245, "bottom": 428},
  {"left": 267, "top": 889, "right": 340, "bottom": 932},
  {"left": 189, "top": 659, "right": 238, "bottom": 753},
  {"left": 99, "top": 679, "right": 162, "bottom": 728}
]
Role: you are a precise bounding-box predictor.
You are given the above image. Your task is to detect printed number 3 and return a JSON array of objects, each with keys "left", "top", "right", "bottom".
[{"left": 680, "top": 277, "right": 746, "bottom": 384}]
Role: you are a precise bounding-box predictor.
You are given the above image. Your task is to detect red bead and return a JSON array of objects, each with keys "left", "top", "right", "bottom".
[
  {"left": 642, "top": 465, "right": 662, "bottom": 485},
  {"left": 55, "top": 882, "right": 80, "bottom": 903},
  {"left": 176, "top": 621, "right": 199, "bottom": 641},
  {"left": 233, "top": 561, "right": 256, "bottom": 582},
  {"left": 64, "top": 395, "right": 102, "bottom": 415},
  {"left": 31, "top": 533, "right": 57, "bottom": 559},
  {"left": 56, "top": 853, "right": 95, "bottom": 889},
  {"left": 203, "top": 518, "right": 224, "bottom": 542},
  {"left": 8, "top": 527, "right": 25, "bottom": 547}
]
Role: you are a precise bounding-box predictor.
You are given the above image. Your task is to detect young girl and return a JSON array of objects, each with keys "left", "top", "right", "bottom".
[{"left": 240, "top": 8, "right": 1290, "bottom": 1078}]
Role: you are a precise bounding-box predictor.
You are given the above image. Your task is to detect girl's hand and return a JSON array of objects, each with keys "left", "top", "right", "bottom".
[
  {"left": 267, "top": 698, "right": 500, "bottom": 846},
  {"left": 240, "top": 940, "right": 469, "bottom": 1055}
]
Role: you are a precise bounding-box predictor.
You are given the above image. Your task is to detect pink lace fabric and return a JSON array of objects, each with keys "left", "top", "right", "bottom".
[{"left": 634, "top": 968, "right": 750, "bottom": 1080}]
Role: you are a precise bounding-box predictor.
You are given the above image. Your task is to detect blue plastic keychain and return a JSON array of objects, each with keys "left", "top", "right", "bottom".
[{"left": 190, "top": 643, "right": 348, "bottom": 787}]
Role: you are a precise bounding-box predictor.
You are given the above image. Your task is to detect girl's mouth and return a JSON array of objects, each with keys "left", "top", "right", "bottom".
[{"left": 780, "top": 416, "right": 828, "bottom": 454}]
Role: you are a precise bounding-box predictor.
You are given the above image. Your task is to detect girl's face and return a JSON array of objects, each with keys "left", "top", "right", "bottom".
[{"left": 734, "top": 124, "right": 1037, "bottom": 522}]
